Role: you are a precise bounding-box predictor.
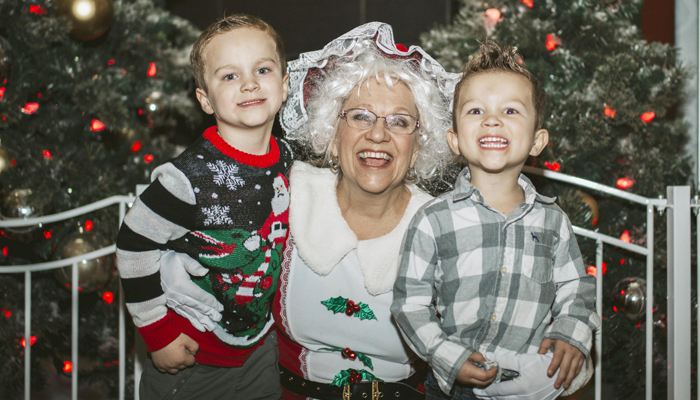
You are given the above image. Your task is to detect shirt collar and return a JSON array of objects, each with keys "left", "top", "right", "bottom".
[{"left": 450, "top": 166, "right": 556, "bottom": 206}]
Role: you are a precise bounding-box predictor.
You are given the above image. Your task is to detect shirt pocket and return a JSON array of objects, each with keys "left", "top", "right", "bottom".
[{"left": 521, "top": 239, "right": 554, "bottom": 284}]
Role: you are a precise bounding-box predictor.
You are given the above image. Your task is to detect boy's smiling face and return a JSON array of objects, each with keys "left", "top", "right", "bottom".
[
  {"left": 447, "top": 71, "right": 548, "bottom": 178},
  {"left": 196, "top": 27, "right": 288, "bottom": 140}
]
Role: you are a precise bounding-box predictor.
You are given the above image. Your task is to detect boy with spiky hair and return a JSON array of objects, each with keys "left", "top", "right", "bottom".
[
  {"left": 392, "top": 41, "right": 600, "bottom": 400},
  {"left": 116, "top": 14, "right": 291, "bottom": 399}
]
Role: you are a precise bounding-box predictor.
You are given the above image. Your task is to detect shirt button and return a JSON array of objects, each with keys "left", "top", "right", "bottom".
[
  {"left": 501, "top": 267, "right": 507, "bottom": 274},
  {"left": 491, "top": 314, "right": 497, "bottom": 321}
]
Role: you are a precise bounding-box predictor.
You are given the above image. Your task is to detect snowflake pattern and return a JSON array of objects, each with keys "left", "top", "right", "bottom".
[
  {"left": 207, "top": 160, "right": 245, "bottom": 191},
  {"left": 201, "top": 205, "right": 233, "bottom": 226}
]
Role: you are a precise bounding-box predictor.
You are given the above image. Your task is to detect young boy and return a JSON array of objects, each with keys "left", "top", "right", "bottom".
[
  {"left": 116, "top": 14, "right": 292, "bottom": 399},
  {"left": 391, "top": 41, "right": 600, "bottom": 400}
]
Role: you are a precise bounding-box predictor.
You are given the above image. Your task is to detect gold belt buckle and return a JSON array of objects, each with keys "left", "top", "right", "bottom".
[
  {"left": 343, "top": 384, "right": 351, "bottom": 400},
  {"left": 371, "top": 381, "right": 380, "bottom": 400}
]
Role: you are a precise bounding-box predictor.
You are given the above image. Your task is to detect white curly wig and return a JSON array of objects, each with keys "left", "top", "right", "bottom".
[
  {"left": 300, "top": 42, "right": 453, "bottom": 183},
  {"left": 280, "top": 23, "right": 460, "bottom": 185}
]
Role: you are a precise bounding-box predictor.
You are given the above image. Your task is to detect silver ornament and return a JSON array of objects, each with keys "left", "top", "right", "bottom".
[
  {"left": 1, "top": 189, "right": 41, "bottom": 219},
  {"left": 136, "top": 89, "right": 170, "bottom": 129},
  {"left": 611, "top": 277, "right": 647, "bottom": 320},
  {"left": 53, "top": 231, "right": 115, "bottom": 293}
]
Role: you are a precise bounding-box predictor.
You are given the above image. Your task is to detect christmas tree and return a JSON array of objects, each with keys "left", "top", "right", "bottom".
[
  {"left": 0, "top": 0, "right": 200, "bottom": 398},
  {"left": 421, "top": 0, "right": 694, "bottom": 398}
]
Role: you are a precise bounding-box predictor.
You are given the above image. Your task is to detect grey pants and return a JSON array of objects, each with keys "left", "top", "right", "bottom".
[{"left": 140, "top": 332, "right": 282, "bottom": 400}]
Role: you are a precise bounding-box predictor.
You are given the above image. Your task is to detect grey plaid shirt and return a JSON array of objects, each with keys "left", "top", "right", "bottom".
[{"left": 391, "top": 167, "right": 600, "bottom": 392}]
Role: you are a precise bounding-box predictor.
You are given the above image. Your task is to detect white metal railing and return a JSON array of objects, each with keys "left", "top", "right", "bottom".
[
  {"left": 523, "top": 167, "right": 692, "bottom": 400},
  {"left": 0, "top": 194, "right": 136, "bottom": 400},
  {"left": 0, "top": 171, "right": 694, "bottom": 400}
]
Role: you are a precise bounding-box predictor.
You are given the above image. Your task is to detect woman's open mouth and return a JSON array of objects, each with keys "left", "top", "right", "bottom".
[{"left": 358, "top": 151, "right": 392, "bottom": 166}]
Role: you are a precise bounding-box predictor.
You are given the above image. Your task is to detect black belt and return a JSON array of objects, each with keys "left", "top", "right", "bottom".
[{"left": 279, "top": 364, "right": 424, "bottom": 400}]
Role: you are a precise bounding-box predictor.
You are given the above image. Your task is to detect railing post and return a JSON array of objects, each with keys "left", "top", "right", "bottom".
[{"left": 667, "top": 186, "right": 691, "bottom": 399}]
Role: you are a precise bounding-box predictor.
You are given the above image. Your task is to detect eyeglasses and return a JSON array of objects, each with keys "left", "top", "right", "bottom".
[{"left": 339, "top": 108, "right": 420, "bottom": 135}]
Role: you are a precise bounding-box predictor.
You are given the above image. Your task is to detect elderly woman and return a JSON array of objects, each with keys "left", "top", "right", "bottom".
[{"left": 162, "top": 23, "right": 459, "bottom": 400}]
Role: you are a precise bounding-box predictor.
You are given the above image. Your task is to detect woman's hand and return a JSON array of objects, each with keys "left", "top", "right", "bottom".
[{"left": 160, "top": 250, "right": 224, "bottom": 332}]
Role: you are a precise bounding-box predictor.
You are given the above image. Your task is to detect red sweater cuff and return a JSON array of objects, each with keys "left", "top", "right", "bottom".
[{"left": 137, "top": 311, "right": 182, "bottom": 352}]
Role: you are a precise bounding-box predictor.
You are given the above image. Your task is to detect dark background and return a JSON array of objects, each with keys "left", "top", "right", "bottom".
[
  {"left": 164, "top": 0, "right": 459, "bottom": 60},
  {"left": 163, "top": 0, "right": 674, "bottom": 59}
]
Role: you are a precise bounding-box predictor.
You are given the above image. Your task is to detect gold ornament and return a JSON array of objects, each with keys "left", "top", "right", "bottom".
[
  {"left": 578, "top": 191, "right": 599, "bottom": 226},
  {"left": 0, "top": 144, "right": 11, "bottom": 174},
  {"left": 53, "top": 231, "right": 115, "bottom": 293},
  {"left": 56, "top": 0, "right": 114, "bottom": 41}
]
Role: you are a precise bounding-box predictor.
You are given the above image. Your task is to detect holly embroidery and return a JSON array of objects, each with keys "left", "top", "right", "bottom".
[
  {"left": 319, "top": 347, "right": 374, "bottom": 370},
  {"left": 321, "top": 296, "right": 377, "bottom": 321},
  {"left": 331, "top": 369, "right": 384, "bottom": 387}
]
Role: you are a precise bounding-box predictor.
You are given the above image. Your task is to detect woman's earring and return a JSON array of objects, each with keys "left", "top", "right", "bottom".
[
  {"left": 329, "top": 156, "right": 340, "bottom": 173},
  {"left": 406, "top": 166, "right": 417, "bottom": 182}
]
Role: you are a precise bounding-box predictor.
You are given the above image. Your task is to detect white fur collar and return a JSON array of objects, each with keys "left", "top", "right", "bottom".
[{"left": 289, "top": 161, "right": 433, "bottom": 295}]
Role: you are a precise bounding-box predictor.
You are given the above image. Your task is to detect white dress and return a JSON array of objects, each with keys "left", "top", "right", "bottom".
[{"left": 274, "top": 161, "right": 433, "bottom": 386}]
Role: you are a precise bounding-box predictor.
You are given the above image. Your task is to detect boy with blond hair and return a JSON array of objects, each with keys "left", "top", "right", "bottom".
[
  {"left": 116, "top": 14, "right": 292, "bottom": 399},
  {"left": 391, "top": 41, "right": 600, "bottom": 400}
]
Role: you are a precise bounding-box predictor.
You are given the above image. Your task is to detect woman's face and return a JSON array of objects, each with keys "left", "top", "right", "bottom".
[{"left": 333, "top": 78, "right": 419, "bottom": 196}]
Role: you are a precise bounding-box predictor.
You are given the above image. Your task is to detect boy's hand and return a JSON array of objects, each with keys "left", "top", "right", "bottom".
[
  {"left": 455, "top": 351, "right": 499, "bottom": 387},
  {"left": 538, "top": 338, "right": 584, "bottom": 389},
  {"left": 151, "top": 333, "right": 199, "bottom": 374}
]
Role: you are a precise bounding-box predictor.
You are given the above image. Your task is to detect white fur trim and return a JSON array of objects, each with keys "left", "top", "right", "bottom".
[{"left": 290, "top": 161, "right": 433, "bottom": 295}]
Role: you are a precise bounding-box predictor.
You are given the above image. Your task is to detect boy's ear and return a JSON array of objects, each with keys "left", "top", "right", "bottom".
[
  {"left": 446, "top": 128, "right": 462, "bottom": 156},
  {"left": 529, "top": 128, "right": 549, "bottom": 156},
  {"left": 282, "top": 73, "right": 290, "bottom": 103},
  {"left": 195, "top": 88, "right": 215, "bottom": 115}
]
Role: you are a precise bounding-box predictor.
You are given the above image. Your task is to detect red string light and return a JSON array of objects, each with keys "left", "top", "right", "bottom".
[
  {"left": 0, "top": 87, "right": 5, "bottom": 100},
  {"left": 103, "top": 292, "right": 114, "bottom": 304},
  {"left": 21, "top": 336, "right": 37, "bottom": 347},
  {"left": 131, "top": 142, "right": 142, "bottom": 152},
  {"left": 63, "top": 361, "right": 73, "bottom": 372},
  {"left": 22, "top": 103, "right": 39, "bottom": 114},
  {"left": 545, "top": 34, "right": 560, "bottom": 51},
  {"left": 90, "top": 119, "right": 105, "bottom": 132},
  {"left": 620, "top": 230, "right": 630, "bottom": 243},
  {"left": 144, "top": 154, "right": 154, "bottom": 163},
  {"left": 544, "top": 161, "right": 561, "bottom": 171},
  {"left": 2, "top": 246, "right": 7, "bottom": 256},
  {"left": 43, "top": 231, "right": 52, "bottom": 239},
  {"left": 2, "top": 308, "right": 10, "bottom": 317},
  {"left": 604, "top": 104, "right": 615, "bottom": 118},
  {"left": 485, "top": 8, "right": 501, "bottom": 20},
  {"left": 108, "top": 59, "right": 115, "bottom": 65},
  {"left": 147, "top": 62, "right": 157, "bottom": 77},
  {"left": 521, "top": 0, "right": 534, "bottom": 7},
  {"left": 85, "top": 220, "right": 93, "bottom": 231},
  {"left": 42, "top": 150, "right": 51, "bottom": 159},
  {"left": 587, "top": 262, "right": 607, "bottom": 277},
  {"left": 616, "top": 177, "right": 634, "bottom": 189},
  {"left": 640, "top": 111, "right": 655, "bottom": 123},
  {"left": 29, "top": 5, "right": 46, "bottom": 14}
]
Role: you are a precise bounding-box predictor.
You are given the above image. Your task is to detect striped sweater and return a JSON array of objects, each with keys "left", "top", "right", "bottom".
[{"left": 116, "top": 126, "right": 293, "bottom": 366}]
